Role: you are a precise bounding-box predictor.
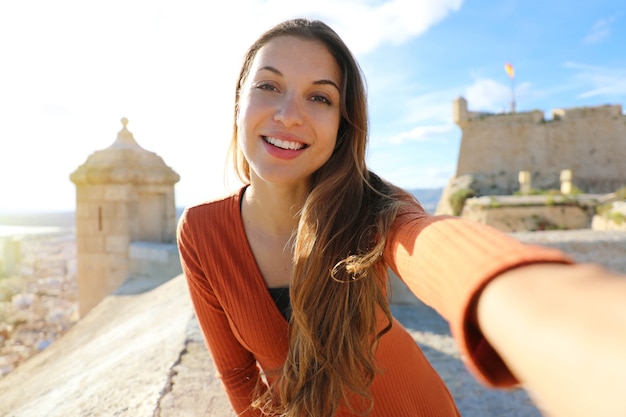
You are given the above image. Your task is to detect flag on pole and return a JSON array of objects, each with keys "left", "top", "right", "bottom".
[{"left": 505, "top": 63, "right": 515, "bottom": 79}]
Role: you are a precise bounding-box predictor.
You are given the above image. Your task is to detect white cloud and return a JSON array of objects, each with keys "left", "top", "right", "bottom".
[
  {"left": 464, "top": 79, "right": 509, "bottom": 111},
  {"left": 0, "top": 0, "right": 463, "bottom": 211},
  {"left": 583, "top": 17, "right": 615, "bottom": 45},
  {"left": 262, "top": 0, "right": 464, "bottom": 55},
  {"left": 388, "top": 125, "right": 453, "bottom": 144},
  {"left": 464, "top": 78, "right": 532, "bottom": 113},
  {"left": 563, "top": 62, "right": 626, "bottom": 99}
]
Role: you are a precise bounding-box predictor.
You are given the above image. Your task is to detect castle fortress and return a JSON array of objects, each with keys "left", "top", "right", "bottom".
[{"left": 452, "top": 97, "right": 626, "bottom": 196}]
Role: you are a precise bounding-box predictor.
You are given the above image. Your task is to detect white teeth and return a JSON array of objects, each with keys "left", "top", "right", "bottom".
[{"left": 265, "top": 136, "right": 304, "bottom": 150}]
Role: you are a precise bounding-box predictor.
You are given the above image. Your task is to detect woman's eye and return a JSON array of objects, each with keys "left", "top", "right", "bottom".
[
  {"left": 256, "top": 83, "right": 278, "bottom": 92},
  {"left": 311, "top": 95, "right": 331, "bottom": 105}
]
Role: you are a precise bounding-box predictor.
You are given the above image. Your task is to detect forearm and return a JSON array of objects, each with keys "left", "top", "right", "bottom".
[{"left": 477, "top": 263, "right": 626, "bottom": 417}]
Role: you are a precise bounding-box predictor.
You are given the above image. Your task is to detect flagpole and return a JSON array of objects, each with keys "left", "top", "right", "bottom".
[
  {"left": 510, "top": 75, "right": 515, "bottom": 113},
  {"left": 505, "top": 63, "right": 516, "bottom": 113}
]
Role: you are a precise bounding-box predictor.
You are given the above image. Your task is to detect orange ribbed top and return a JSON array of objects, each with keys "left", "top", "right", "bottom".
[{"left": 177, "top": 187, "right": 573, "bottom": 416}]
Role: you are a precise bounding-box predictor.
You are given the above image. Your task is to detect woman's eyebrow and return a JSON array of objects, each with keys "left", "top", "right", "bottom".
[
  {"left": 259, "top": 65, "right": 283, "bottom": 76},
  {"left": 312, "top": 79, "right": 340, "bottom": 93},
  {"left": 258, "top": 66, "right": 340, "bottom": 93}
]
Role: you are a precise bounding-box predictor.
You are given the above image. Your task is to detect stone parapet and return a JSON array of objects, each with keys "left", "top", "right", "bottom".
[
  {"left": 459, "top": 194, "right": 600, "bottom": 232},
  {"left": 121, "top": 241, "right": 182, "bottom": 294},
  {"left": 451, "top": 98, "right": 626, "bottom": 196}
]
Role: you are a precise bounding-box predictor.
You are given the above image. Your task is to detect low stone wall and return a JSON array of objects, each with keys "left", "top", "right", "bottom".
[
  {"left": 123, "top": 241, "right": 182, "bottom": 294},
  {"left": 460, "top": 195, "right": 599, "bottom": 232}
]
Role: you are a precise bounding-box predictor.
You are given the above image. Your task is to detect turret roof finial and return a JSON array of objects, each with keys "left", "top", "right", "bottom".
[{"left": 110, "top": 116, "right": 140, "bottom": 149}]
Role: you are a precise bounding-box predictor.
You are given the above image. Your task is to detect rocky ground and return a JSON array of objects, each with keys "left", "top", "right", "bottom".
[{"left": 0, "top": 232, "right": 78, "bottom": 377}]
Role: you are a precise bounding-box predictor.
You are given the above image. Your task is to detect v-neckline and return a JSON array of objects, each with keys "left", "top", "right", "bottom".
[{"left": 235, "top": 185, "right": 291, "bottom": 325}]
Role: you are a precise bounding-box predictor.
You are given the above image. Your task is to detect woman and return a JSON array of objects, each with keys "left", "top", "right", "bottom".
[{"left": 177, "top": 18, "right": 626, "bottom": 417}]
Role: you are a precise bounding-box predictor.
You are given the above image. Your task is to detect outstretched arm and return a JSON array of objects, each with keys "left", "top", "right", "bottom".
[{"left": 477, "top": 263, "right": 626, "bottom": 417}]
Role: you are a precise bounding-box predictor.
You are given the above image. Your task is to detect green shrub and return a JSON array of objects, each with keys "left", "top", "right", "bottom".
[
  {"left": 596, "top": 202, "right": 611, "bottom": 216},
  {"left": 529, "top": 215, "right": 562, "bottom": 231},
  {"left": 449, "top": 188, "right": 476, "bottom": 216},
  {"left": 615, "top": 186, "right": 626, "bottom": 200},
  {"left": 569, "top": 185, "right": 583, "bottom": 195},
  {"left": 488, "top": 196, "right": 501, "bottom": 208},
  {"left": 609, "top": 212, "right": 626, "bottom": 225},
  {"left": 514, "top": 187, "right": 583, "bottom": 196}
]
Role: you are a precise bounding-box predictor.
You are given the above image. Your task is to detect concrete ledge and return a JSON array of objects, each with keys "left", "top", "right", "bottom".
[
  {"left": 0, "top": 275, "right": 194, "bottom": 417},
  {"left": 122, "top": 241, "right": 182, "bottom": 294}
]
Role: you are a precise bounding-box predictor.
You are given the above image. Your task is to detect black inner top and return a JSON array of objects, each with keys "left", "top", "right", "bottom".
[{"left": 268, "top": 286, "right": 291, "bottom": 321}]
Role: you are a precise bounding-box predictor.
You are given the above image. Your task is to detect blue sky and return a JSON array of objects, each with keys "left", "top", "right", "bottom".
[{"left": 1, "top": 0, "right": 624, "bottom": 212}]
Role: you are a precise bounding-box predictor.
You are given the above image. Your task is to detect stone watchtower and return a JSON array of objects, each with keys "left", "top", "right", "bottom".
[{"left": 70, "top": 118, "right": 180, "bottom": 316}]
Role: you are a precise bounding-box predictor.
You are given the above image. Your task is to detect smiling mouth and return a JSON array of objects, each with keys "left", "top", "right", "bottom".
[{"left": 263, "top": 136, "right": 308, "bottom": 151}]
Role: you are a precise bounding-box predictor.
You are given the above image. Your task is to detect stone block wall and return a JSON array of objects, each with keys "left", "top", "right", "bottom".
[
  {"left": 452, "top": 98, "right": 626, "bottom": 196},
  {"left": 123, "top": 242, "right": 182, "bottom": 294},
  {"left": 458, "top": 195, "right": 599, "bottom": 233}
]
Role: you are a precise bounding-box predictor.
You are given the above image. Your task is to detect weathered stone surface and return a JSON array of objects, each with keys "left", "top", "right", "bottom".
[
  {"left": 513, "top": 229, "right": 626, "bottom": 274},
  {"left": 156, "top": 319, "right": 236, "bottom": 417},
  {"left": 0, "top": 275, "right": 193, "bottom": 417},
  {"left": 453, "top": 99, "right": 626, "bottom": 195},
  {"left": 460, "top": 194, "right": 599, "bottom": 232}
]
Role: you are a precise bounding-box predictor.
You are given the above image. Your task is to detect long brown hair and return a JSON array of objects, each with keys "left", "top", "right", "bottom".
[{"left": 229, "top": 18, "right": 411, "bottom": 416}]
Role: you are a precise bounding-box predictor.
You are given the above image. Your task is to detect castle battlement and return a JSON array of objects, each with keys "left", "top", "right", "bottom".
[
  {"left": 453, "top": 97, "right": 624, "bottom": 126},
  {"left": 451, "top": 97, "right": 626, "bottom": 196},
  {"left": 551, "top": 104, "right": 623, "bottom": 121}
]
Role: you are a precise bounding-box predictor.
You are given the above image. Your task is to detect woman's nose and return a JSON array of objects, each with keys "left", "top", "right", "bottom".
[{"left": 274, "top": 93, "right": 304, "bottom": 127}]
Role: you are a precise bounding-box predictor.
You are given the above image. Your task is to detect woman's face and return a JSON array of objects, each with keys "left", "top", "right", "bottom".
[{"left": 236, "top": 35, "right": 342, "bottom": 188}]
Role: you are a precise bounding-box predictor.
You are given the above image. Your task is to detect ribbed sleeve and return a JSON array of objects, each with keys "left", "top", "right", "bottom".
[{"left": 384, "top": 203, "right": 574, "bottom": 387}]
